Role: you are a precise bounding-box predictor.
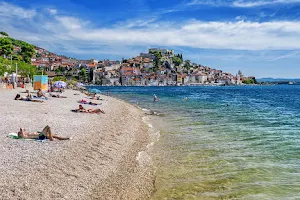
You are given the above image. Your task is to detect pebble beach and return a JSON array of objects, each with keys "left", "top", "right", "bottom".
[{"left": 0, "top": 88, "right": 155, "bottom": 200}]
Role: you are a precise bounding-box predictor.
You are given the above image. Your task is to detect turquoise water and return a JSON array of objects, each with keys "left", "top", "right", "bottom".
[{"left": 88, "top": 85, "right": 300, "bottom": 199}]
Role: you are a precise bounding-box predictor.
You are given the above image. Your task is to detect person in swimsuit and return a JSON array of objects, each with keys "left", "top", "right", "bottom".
[
  {"left": 79, "top": 99, "right": 100, "bottom": 105},
  {"left": 73, "top": 105, "right": 105, "bottom": 114},
  {"left": 15, "top": 94, "right": 44, "bottom": 103},
  {"left": 37, "top": 89, "right": 47, "bottom": 99},
  {"left": 77, "top": 104, "right": 86, "bottom": 112},
  {"left": 87, "top": 108, "right": 105, "bottom": 114},
  {"left": 17, "top": 125, "right": 70, "bottom": 141},
  {"left": 49, "top": 93, "right": 67, "bottom": 98},
  {"left": 153, "top": 94, "right": 159, "bottom": 102}
]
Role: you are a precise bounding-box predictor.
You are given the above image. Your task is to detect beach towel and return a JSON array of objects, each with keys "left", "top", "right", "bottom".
[
  {"left": 33, "top": 96, "right": 48, "bottom": 100},
  {"left": 8, "top": 132, "right": 22, "bottom": 139},
  {"left": 8, "top": 133, "right": 48, "bottom": 142}
]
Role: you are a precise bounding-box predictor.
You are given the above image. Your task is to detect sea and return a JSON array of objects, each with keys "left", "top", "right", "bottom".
[{"left": 86, "top": 85, "right": 300, "bottom": 200}]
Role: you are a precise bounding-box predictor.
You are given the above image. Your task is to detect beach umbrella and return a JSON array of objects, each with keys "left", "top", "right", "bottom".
[
  {"left": 89, "top": 88, "right": 101, "bottom": 93},
  {"left": 77, "top": 82, "right": 84, "bottom": 87},
  {"left": 53, "top": 81, "right": 67, "bottom": 88}
]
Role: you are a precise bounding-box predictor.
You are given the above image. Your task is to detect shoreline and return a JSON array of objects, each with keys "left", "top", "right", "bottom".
[{"left": 0, "top": 88, "right": 155, "bottom": 199}]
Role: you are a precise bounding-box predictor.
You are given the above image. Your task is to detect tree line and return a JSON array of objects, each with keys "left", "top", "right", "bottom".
[
  {"left": 0, "top": 32, "right": 35, "bottom": 63},
  {"left": 0, "top": 32, "right": 38, "bottom": 78}
]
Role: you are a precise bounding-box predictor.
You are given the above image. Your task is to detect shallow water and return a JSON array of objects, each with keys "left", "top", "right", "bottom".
[{"left": 87, "top": 85, "right": 300, "bottom": 199}]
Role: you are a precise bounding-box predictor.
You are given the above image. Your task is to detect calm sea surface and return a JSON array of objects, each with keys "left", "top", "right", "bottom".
[{"left": 87, "top": 85, "right": 300, "bottom": 199}]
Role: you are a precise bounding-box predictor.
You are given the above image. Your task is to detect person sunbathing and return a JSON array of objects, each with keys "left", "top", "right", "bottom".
[
  {"left": 17, "top": 125, "right": 70, "bottom": 141},
  {"left": 72, "top": 105, "right": 105, "bottom": 114},
  {"left": 77, "top": 104, "right": 87, "bottom": 112},
  {"left": 15, "top": 94, "right": 26, "bottom": 101},
  {"left": 15, "top": 94, "right": 44, "bottom": 103},
  {"left": 87, "top": 108, "right": 105, "bottom": 114},
  {"left": 79, "top": 99, "right": 101, "bottom": 105},
  {"left": 37, "top": 89, "right": 47, "bottom": 98},
  {"left": 89, "top": 96, "right": 103, "bottom": 100},
  {"left": 50, "top": 93, "right": 67, "bottom": 98}
]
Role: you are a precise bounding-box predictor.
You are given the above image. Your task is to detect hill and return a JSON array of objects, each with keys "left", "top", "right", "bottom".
[
  {"left": 0, "top": 32, "right": 39, "bottom": 78},
  {"left": 257, "top": 78, "right": 300, "bottom": 83}
]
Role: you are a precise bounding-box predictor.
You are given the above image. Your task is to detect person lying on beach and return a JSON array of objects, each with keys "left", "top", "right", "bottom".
[
  {"left": 72, "top": 105, "right": 105, "bottom": 114},
  {"left": 76, "top": 104, "right": 86, "bottom": 112},
  {"left": 49, "top": 93, "right": 67, "bottom": 98},
  {"left": 17, "top": 125, "right": 70, "bottom": 141},
  {"left": 15, "top": 94, "right": 27, "bottom": 101},
  {"left": 88, "top": 96, "right": 103, "bottom": 100},
  {"left": 79, "top": 99, "right": 101, "bottom": 105},
  {"left": 26, "top": 90, "right": 33, "bottom": 99},
  {"left": 14, "top": 94, "right": 44, "bottom": 103},
  {"left": 87, "top": 108, "right": 105, "bottom": 114}
]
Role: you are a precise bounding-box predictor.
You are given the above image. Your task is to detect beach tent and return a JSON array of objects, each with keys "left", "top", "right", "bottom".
[{"left": 33, "top": 75, "right": 48, "bottom": 90}]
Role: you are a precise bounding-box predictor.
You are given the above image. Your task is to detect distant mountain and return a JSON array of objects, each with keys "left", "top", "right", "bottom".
[{"left": 257, "top": 78, "right": 300, "bottom": 83}]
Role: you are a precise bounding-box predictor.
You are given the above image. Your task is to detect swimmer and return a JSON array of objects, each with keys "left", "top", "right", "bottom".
[
  {"left": 153, "top": 94, "right": 159, "bottom": 102},
  {"left": 184, "top": 97, "right": 188, "bottom": 101}
]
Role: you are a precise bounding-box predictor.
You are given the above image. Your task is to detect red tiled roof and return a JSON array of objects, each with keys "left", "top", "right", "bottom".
[
  {"left": 122, "top": 67, "right": 134, "bottom": 71},
  {"left": 87, "top": 64, "right": 96, "bottom": 67}
]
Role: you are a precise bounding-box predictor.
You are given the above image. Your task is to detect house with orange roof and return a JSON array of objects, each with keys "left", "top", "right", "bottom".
[
  {"left": 87, "top": 63, "right": 97, "bottom": 68},
  {"left": 120, "top": 66, "right": 142, "bottom": 85}
]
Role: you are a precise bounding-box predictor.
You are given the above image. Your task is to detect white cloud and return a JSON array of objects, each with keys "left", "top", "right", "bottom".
[
  {"left": 2, "top": 1, "right": 300, "bottom": 60},
  {"left": 232, "top": 0, "right": 300, "bottom": 7},
  {"left": 55, "top": 16, "right": 85, "bottom": 30},
  {"left": 189, "top": 0, "right": 300, "bottom": 7},
  {"left": 188, "top": 0, "right": 221, "bottom": 6},
  {"left": 268, "top": 51, "right": 300, "bottom": 61},
  {"left": 48, "top": 9, "right": 57, "bottom": 15},
  {"left": 0, "top": 2, "right": 36, "bottom": 18},
  {"left": 47, "top": 19, "right": 300, "bottom": 51},
  {"left": 116, "top": 18, "right": 157, "bottom": 28}
]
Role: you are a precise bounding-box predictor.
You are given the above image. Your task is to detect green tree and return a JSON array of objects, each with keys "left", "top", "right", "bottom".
[
  {"left": 0, "top": 56, "right": 37, "bottom": 78},
  {"left": 122, "top": 58, "right": 128, "bottom": 63},
  {"left": 242, "top": 78, "right": 256, "bottom": 84},
  {"left": 173, "top": 56, "right": 182, "bottom": 66},
  {"left": 20, "top": 43, "right": 35, "bottom": 63},
  {"left": 53, "top": 76, "right": 67, "bottom": 82},
  {"left": 0, "top": 32, "right": 9, "bottom": 37},
  {"left": 0, "top": 56, "right": 11, "bottom": 75},
  {"left": 80, "top": 68, "right": 87, "bottom": 81},
  {"left": 12, "top": 54, "right": 22, "bottom": 61},
  {"left": 184, "top": 60, "right": 191, "bottom": 69},
  {"left": 153, "top": 51, "right": 162, "bottom": 68},
  {"left": 10, "top": 39, "right": 35, "bottom": 63},
  {"left": 0, "top": 37, "right": 13, "bottom": 56},
  {"left": 16, "top": 62, "right": 37, "bottom": 79}
]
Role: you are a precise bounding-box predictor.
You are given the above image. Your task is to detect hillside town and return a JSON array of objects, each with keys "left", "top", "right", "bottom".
[
  {"left": 1, "top": 32, "right": 256, "bottom": 86},
  {"left": 31, "top": 47, "right": 256, "bottom": 86}
]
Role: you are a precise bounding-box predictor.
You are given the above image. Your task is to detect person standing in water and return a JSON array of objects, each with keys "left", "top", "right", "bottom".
[{"left": 153, "top": 94, "right": 159, "bottom": 102}]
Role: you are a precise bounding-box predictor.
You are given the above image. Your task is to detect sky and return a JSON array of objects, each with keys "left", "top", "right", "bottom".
[{"left": 1, "top": 0, "right": 300, "bottom": 78}]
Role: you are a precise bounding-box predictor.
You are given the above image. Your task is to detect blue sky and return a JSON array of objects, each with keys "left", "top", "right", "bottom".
[{"left": 1, "top": 0, "right": 300, "bottom": 78}]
